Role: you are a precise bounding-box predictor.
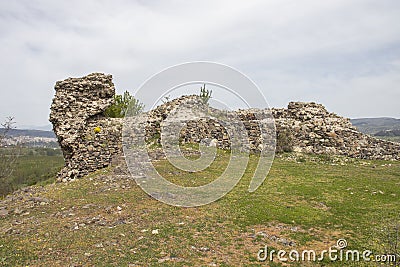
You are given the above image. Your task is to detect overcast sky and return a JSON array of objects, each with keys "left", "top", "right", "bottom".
[{"left": 0, "top": 0, "right": 399, "bottom": 128}]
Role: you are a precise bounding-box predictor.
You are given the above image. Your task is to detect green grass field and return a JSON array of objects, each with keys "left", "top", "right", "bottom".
[
  {"left": 0, "top": 147, "right": 64, "bottom": 196},
  {"left": 0, "top": 152, "right": 399, "bottom": 266}
]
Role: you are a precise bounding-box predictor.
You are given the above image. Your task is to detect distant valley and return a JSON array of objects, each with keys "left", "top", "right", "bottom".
[{"left": 351, "top": 117, "right": 400, "bottom": 143}]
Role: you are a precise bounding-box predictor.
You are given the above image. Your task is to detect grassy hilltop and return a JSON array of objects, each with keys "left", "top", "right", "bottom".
[{"left": 0, "top": 150, "right": 399, "bottom": 266}]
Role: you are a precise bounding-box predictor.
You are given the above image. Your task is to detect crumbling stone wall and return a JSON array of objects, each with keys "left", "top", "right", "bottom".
[
  {"left": 144, "top": 95, "right": 275, "bottom": 153},
  {"left": 49, "top": 73, "right": 122, "bottom": 181},
  {"left": 50, "top": 73, "right": 400, "bottom": 181},
  {"left": 272, "top": 102, "right": 400, "bottom": 160}
]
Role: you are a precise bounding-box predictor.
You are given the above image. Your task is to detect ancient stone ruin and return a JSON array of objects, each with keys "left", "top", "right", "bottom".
[
  {"left": 142, "top": 95, "right": 275, "bottom": 153},
  {"left": 49, "top": 73, "right": 122, "bottom": 181},
  {"left": 272, "top": 102, "right": 400, "bottom": 159},
  {"left": 50, "top": 73, "right": 400, "bottom": 181}
]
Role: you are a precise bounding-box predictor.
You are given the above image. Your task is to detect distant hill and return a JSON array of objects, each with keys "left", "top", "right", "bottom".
[
  {"left": 375, "top": 129, "right": 400, "bottom": 137},
  {"left": 0, "top": 128, "right": 56, "bottom": 138},
  {"left": 17, "top": 124, "right": 53, "bottom": 131},
  {"left": 350, "top": 117, "right": 400, "bottom": 135},
  {"left": 351, "top": 117, "right": 400, "bottom": 143}
]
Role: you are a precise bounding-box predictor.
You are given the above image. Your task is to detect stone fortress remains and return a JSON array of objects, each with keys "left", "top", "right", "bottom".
[{"left": 50, "top": 73, "right": 400, "bottom": 181}]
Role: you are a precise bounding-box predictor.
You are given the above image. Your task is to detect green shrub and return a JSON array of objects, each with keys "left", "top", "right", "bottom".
[
  {"left": 104, "top": 91, "right": 144, "bottom": 118},
  {"left": 276, "top": 127, "right": 294, "bottom": 153}
]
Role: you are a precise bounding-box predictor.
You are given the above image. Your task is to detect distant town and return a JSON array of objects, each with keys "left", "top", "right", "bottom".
[
  {"left": 0, "top": 128, "right": 58, "bottom": 148},
  {"left": 3, "top": 136, "right": 58, "bottom": 148}
]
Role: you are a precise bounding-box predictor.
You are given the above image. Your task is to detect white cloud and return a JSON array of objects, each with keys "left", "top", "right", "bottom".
[{"left": 0, "top": 0, "right": 399, "bottom": 126}]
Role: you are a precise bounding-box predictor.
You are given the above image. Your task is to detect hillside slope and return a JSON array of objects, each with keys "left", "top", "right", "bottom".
[{"left": 1, "top": 153, "right": 399, "bottom": 266}]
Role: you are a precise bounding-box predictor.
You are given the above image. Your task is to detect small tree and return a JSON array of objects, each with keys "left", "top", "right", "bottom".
[
  {"left": 0, "top": 117, "right": 20, "bottom": 194},
  {"left": 161, "top": 95, "right": 171, "bottom": 104},
  {"left": 104, "top": 91, "right": 144, "bottom": 118},
  {"left": 199, "top": 84, "right": 212, "bottom": 104}
]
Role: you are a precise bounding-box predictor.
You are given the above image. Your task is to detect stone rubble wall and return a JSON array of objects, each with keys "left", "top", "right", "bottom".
[
  {"left": 272, "top": 102, "right": 400, "bottom": 160},
  {"left": 50, "top": 73, "right": 400, "bottom": 181},
  {"left": 49, "top": 73, "right": 122, "bottom": 181},
  {"left": 144, "top": 95, "right": 275, "bottom": 153}
]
